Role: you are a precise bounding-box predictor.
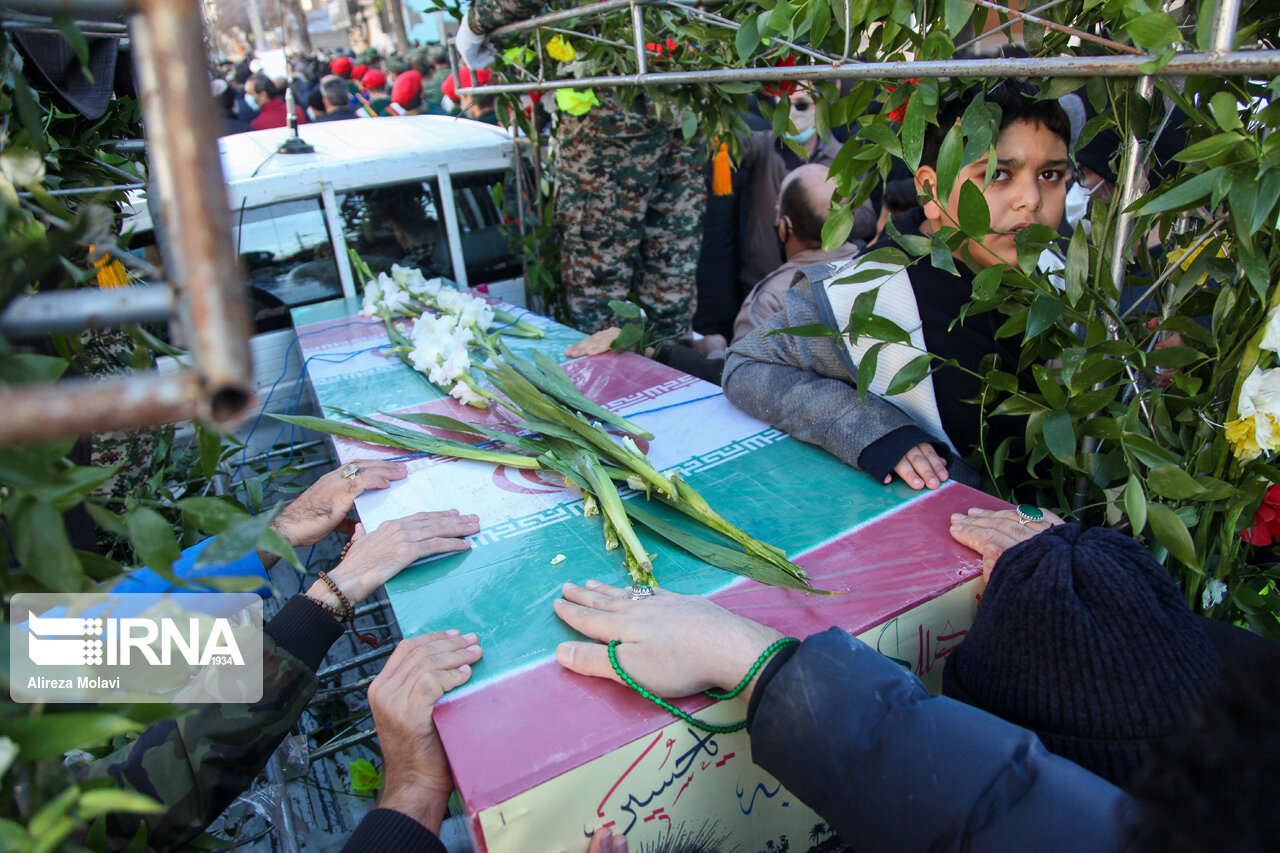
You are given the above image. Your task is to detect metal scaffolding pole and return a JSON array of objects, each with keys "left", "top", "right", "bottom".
[
  {"left": 459, "top": 50, "right": 1280, "bottom": 97},
  {"left": 0, "top": 285, "right": 176, "bottom": 338},
  {"left": 0, "top": 0, "right": 258, "bottom": 444}
]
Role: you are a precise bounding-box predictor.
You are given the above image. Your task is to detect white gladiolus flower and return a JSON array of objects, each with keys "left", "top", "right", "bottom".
[
  {"left": 359, "top": 275, "right": 386, "bottom": 316},
  {"left": 436, "top": 288, "right": 470, "bottom": 315},
  {"left": 450, "top": 381, "right": 486, "bottom": 406},
  {"left": 1261, "top": 306, "right": 1280, "bottom": 353}
]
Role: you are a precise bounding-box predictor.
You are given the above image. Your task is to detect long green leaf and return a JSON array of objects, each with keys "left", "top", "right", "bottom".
[
  {"left": 623, "top": 501, "right": 835, "bottom": 595},
  {"left": 270, "top": 413, "right": 542, "bottom": 469},
  {"left": 391, "top": 412, "right": 549, "bottom": 456},
  {"left": 501, "top": 342, "right": 653, "bottom": 439}
]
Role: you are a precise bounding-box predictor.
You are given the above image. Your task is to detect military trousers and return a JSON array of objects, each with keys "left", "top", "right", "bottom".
[{"left": 554, "top": 105, "right": 705, "bottom": 339}]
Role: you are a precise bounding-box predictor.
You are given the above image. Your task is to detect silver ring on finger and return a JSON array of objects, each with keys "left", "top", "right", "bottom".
[
  {"left": 341, "top": 463, "right": 361, "bottom": 479},
  {"left": 1016, "top": 504, "right": 1045, "bottom": 526},
  {"left": 628, "top": 585, "right": 654, "bottom": 601}
]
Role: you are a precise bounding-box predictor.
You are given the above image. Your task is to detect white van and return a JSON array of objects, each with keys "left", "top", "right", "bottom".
[{"left": 144, "top": 115, "right": 529, "bottom": 452}]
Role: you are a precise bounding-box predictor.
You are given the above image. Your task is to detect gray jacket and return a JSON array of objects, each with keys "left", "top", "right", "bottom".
[{"left": 722, "top": 265, "right": 980, "bottom": 486}]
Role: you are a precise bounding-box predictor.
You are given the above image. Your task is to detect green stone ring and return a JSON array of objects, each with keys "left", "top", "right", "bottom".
[{"left": 1016, "top": 504, "right": 1045, "bottom": 525}]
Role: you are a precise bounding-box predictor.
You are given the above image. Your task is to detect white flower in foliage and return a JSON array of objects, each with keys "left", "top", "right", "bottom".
[{"left": 1261, "top": 306, "right": 1280, "bottom": 354}]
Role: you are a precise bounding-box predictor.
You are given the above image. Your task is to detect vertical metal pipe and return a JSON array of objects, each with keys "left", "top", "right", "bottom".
[
  {"left": 1075, "top": 75, "right": 1156, "bottom": 509},
  {"left": 130, "top": 0, "right": 256, "bottom": 427},
  {"left": 630, "top": 1, "right": 647, "bottom": 77},
  {"left": 321, "top": 182, "right": 359, "bottom": 305},
  {"left": 435, "top": 164, "right": 470, "bottom": 290},
  {"left": 1210, "top": 0, "right": 1242, "bottom": 53},
  {"left": 1106, "top": 76, "right": 1154, "bottom": 299}
]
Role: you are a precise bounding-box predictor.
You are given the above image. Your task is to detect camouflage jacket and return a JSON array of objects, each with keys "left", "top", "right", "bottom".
[
  {"left": 467, "top": 0, "right": 546, "bottom": 36},
  {"left": 85, "top": 595, "right": 343, "bottom": 851}
]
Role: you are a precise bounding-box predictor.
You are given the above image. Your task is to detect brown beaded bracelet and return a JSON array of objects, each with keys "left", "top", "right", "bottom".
[{"left": 305, "top": 571, "right": 381, "bottom": 650}]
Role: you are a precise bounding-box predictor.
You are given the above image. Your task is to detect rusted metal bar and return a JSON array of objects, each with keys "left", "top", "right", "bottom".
[
  {"left": 457, "top": 50, "right": 1280, "bottom": 96},
  {"left": 0, "top": 372, "right": 201, "bottom": 445},
  {"left": 129, "top": 0, "right": 255, "bottom": 428},
  {"left": 0, "top": 284, "right": 175, "bottom": 337}
]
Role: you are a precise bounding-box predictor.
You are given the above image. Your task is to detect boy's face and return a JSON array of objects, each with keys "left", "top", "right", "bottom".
[{"left": 917, "top": 119, "right": 1070, "bottom": 270}]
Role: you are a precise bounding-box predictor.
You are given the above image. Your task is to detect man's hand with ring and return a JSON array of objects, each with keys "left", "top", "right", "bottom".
[
  {"left": 270, "top": 459, "right": 409, "bottom": 551},
  {"left": 949, "top": 506, "right": 1065, "bottom": 582}
]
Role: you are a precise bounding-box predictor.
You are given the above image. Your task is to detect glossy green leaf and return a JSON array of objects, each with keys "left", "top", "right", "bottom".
[
  {"left": 957, "top": 180, "right": 989, "bottom": 237},
  {"left": 768, "top": 323, "right": 840, "bottom": 338},
  {"left": 822, "top": 204, "right": 854, "bottom": 249},
  {"left": 847, "top": 312, "right": 912, "bottom": 345},
  {"left": 1146, "top": 503, "right": 1199, "bottom": 570},
  {"left": 884, "top": 353, "right": 934, "bottom": 396},
  {"left": 856, "top": 341, "right": 886, "bottom": 401},
  {"left": 735, "top": 14, "right": 760, "bottom": 62},
  {"left": 901, "top": 90, "right": 927, "bottom": 171},
  {"left": 177, "top": 496, "right": 249, "bottom": 534},
  {"left": 1042, "top": 408, "right": 1076, "bottom": 464},
  {"left": 1123, "top": 11, "right": 1180, "bottom": 51},
  {"left": 1147, "top": 464, "right": 1206, "bottom": 500},
  {"left": 933, "top": 121, "right": 964, "bottom": 201},
  {"left": 1026, "top": 296, "right": 1063, "bottom": 338},
  {"left": 1208, "top": 91, "right": 1243, "bottom": 131},
  {"left": 13, "top": 499, "right": 82, "bottom": 592},
  {"left": 1172, "top": 131, "right": 1244, "bottom": 163},
  {"left": 1124, "top": 474, "right": 1147, "bottom": 534},
  {"left": 1135, "top": 167, "right": 1225, "bottom": 215}
]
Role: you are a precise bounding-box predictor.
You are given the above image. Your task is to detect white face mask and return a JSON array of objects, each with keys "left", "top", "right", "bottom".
[
  {"left": 785, "top": 98, "right": 817, "bottom": 143},
  {"left": 1064, "top": 180, "right": 1094, "bottom": 229},
  {"left": 244, "top": 92, "right": 261, "bottom": 113}
]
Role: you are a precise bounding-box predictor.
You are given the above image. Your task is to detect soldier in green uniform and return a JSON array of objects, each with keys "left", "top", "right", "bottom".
[{"left": 458, "top": 0, "right": 705, "bottom": 340}]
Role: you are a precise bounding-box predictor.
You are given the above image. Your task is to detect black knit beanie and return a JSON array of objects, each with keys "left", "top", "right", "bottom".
[{"left": 942, "top": 523, "right": 1220, "bottom": 788}]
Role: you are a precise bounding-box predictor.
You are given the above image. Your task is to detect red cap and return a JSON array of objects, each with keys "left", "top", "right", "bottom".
[
  {"left": 441, "top": 67, "right": 491, "bottom": 102},
  {"left": 330, "top": 56, "right": 352, "bottom": 77},
  {"left": 351, "top": 64, "right": 369, "bottom": 82},
  {"left": 391, "top": 69, "right": 422, "bottom": 105},
  {"left": 361, "top": 69, "right": 387, "bottom": 90}
]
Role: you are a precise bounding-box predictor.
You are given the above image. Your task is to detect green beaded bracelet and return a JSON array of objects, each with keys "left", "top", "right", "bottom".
[
  {"left": 704, "top": 637, "right": 800, "bottom": 701},
  {"left": 606, "top": 636, "right": 800, "bottom": 734}
]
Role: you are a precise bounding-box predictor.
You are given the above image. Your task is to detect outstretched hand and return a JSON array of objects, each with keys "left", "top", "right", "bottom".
[
  {"left": 949, "top": 506, "right": 1065, "bottom": 582},
  {"left": 369, "top": 630, "right": 482, "bottom": 833},
  {"left": 553, "top": 580, "right": 783, "bottom": 702},
  {"left": 565, "top": 327, "right": 622, "bottom": 358},
  {"left": 311, "top": 510, "right": 480, "bottom": 606},
  {"left": 270, "top": 459, "right": 408, "bottom": 551}
]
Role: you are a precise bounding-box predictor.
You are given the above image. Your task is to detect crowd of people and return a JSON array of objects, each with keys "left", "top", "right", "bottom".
[{"left": 210, "top": 46, "right": 497, "bottom": 135}]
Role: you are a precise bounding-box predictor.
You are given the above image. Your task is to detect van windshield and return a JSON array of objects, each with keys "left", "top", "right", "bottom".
[{"left": 232, "top": 172, "right": 522, "bottom": 332}]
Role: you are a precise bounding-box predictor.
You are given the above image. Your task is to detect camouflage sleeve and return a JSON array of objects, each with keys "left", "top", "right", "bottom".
[
  {"left": 84, "top": 595, "right": 343, "bottom": 852},
  {"left": 467, "top": 0, "right": 548, "bottom": 36}
]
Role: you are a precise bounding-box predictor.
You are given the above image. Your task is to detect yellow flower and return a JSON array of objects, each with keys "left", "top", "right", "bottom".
[
  {"left": 545, "top": 34, "right": 576, "bottom": 62},
  {"left": 555, "top": 87, "right": 600, "bottom": 116},
  {"left": 1226, "top": 416, "right": 1263, "bottom": 460},
  {"left": 1226, "top": 413, "right": 1280, "bottom": 461}
]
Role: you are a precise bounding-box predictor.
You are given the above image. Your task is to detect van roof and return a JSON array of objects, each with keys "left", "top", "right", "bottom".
[{"left": 219, "top": 115, "right": 515, "bottom": 209}]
